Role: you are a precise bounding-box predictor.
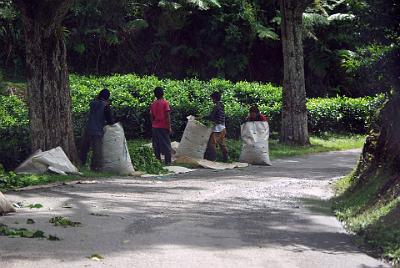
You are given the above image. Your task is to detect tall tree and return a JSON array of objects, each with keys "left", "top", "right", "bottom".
[
  {"left": 13, "top": 0, "right": 78, "bottom": 162},
  {"left": 279, "top": 0, "right": 312, "bottom": 145}
]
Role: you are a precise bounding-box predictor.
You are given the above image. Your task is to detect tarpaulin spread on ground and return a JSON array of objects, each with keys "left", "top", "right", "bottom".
[{"left": 15, "top": 147, "right": 80, "bottom": 175}]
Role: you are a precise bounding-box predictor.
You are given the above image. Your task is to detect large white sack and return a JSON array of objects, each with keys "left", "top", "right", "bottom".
[
  {"left": 176, "top": 116, "right": 212, "bottom": 159},
  {"left": 15, "top": 150, "right": 47, "bottom": 174},
  {"left": 32, "top": 147, "right": 80, "bottom": 174},
  {"left": 101, "top": 123, "right": 135, "bottom": 175},
  {"left": 0, "top": 192, "right": 16, "bottom": 214},
  {"left": 239, "top": 121, "right": 272, "bottom": 165}
]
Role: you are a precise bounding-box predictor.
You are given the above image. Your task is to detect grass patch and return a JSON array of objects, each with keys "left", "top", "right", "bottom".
[
  {"left": 220, "top": 133, "right": 365, "bottom": 162},
  {"left": 0, "top": 167, "right": 116, "bottom": 192},
  {"left": 333, "top": 173, "right": 400, "bottom": 265}
]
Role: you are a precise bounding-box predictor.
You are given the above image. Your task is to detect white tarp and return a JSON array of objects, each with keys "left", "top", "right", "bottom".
[
  {"left": 165, "top": 166, "right": 195, "bottom": 174},
  {"left": 0, "top": 192, "right": 16, "bottom": 214},
  {"left": 175, "top": 156, "right": 248, "bottom": 170},
  {"left": 239, "top": 121, "right": 272, "bottom": 165},
  {"left": 15, "top": 150, "right": 47, "bottom": 174},
  {"left": 15, "top": 147, "right": 79, "bottom": 175},
  {"left": 176, "top": 116, "right": 212, "bottom": 159},
  {"left": 101, "top": 123, "right": 135, "bottom": 175}
]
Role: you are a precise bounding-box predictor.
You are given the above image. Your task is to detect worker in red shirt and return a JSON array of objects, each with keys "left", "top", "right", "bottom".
[
  {"left": 150, "top": 87, "right": 172, "bottom": 165},
  {"left": 247, "top": 105, "right": 268, "bottom": 122}
]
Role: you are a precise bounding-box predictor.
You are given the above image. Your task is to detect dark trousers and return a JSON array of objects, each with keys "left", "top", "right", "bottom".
[
  {"left": 205, "top": 129, "right": 228, "bottom": 162},
  {"left": 152, "top": 128, "right": 172, "bottom": 165},
  {"left": 80, "top": 131, "right": 103, "bottom": 171}
]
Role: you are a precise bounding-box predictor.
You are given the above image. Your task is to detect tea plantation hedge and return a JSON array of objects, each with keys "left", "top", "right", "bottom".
[{"left": 0, "top": 74, "right": 385, "bottom": 169}]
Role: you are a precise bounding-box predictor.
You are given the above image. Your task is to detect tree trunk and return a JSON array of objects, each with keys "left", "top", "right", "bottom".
[
  {"left": 356, "top": 92, "right": 400, "bottom": 186},
  {"left": 14, "top": 0, "right": 78, "bottom": 163},
  {"left": 279, "top": 0, "right": 311, "bottom": 145}
]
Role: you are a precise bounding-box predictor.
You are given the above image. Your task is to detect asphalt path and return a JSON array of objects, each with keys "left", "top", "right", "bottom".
[{"left": 0, "top": 149, "right": 389, "bottom": 268}]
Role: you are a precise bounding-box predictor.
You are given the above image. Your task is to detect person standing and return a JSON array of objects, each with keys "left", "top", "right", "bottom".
[
  {"left": 205, "top": 91, "right": 229, "bottom": 162},
  {"left": 80, "top": 89, "right": 114, "bottom": 171},
  {"left": 150, "top": 87, "right": 172, "bottom": 165}
]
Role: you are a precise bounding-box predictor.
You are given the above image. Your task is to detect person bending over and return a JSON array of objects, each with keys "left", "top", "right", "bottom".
[{"left": 80, "top": 88, "right": 114, "bottom": 171}]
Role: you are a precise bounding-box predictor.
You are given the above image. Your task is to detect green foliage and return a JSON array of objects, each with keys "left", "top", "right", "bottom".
[
  {"left": 127, "top": 140, "right": 168, "bottom": 174},
  {"left": 0, "top": 74, "right": 385, "bottom": 169},
  {"left": 0, "top": 95, "right": 30, "bottom": 169},
  {"left": 0, "top": 164, "right": 73, "bottom": 191},
  {"left": 0, "top": 224, "right": 46, "bottom": 238},
  {"left": 339, "top": 44, "right": 400, "bottom": 95},
  {"left": 0, "top": 165, "right": 115, "bottom": 192},
  {"left": 49, "top": 216, "right": 82, "bottom": 227},
  {"left": 0, "top": 70, "right": 5, "bottom": 94},
  {"left": 0, "top": 223, "right": 59, "bottom": 241},
  {"left": 334, "top": 172, "right": 400, "bottom": 264},
  {"left": 68, "top": 74, "right": 384, "bottom": 138},
  {"left": 27, "top": 203, "right": 43, "bottom": 209},
  {"left": 307, "top": 94, "right": 385, "bottom": 133}
]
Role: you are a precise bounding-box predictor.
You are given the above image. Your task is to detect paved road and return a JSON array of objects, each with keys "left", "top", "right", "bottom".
[{"left": 0, "top": 150, "right": 389, "bottom": 268}]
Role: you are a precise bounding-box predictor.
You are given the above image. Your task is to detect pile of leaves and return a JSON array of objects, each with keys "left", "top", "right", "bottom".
[
  {"left": 0, "top": 223, "right": 60, "bottom": 241},
  {"left": 127, "top": 141, "right": 168, "bottom": 175},
  {"left": 49, "top": 216, "right": 81, "bottom": 227}
]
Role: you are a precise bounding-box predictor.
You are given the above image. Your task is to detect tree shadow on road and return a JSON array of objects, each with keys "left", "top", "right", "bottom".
[{"left": 1, "top": 180, "right": 367, "bottom": 264}]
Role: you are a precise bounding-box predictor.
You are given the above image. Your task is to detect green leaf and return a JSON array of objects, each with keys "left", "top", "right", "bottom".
[
  {"left": 28, "top": 203, "right": 43, "bottom": 209},
  {"left": 255, "top": 24, "right": 279, "bottom": 41},
  {"left": 126, "top": 19, "right": 149, "bottom": 31},
  {"left": 73, "top": 43, "right": 86, "bottom": 55}
]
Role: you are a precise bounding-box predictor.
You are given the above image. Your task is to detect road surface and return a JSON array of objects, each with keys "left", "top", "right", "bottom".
[{"left": 0, "top": 149, "right": 389, "bottom": 268}]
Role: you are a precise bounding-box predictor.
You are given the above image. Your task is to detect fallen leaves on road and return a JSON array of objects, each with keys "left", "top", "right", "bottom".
[
  {"left": 49, "top": 216, "right": 81, "bottom": 227},
  {"left": 0, "top": 223, "right": 59, "bottom": 241}
]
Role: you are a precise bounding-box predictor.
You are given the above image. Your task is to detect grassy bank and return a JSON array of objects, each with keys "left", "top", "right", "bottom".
[
  {"left": 333, "top": 172, "right": 400, "bottom": 265},
  {"left": 1, "top": 134, "right": 365, "bottom": 192},
  {"left": 224, "top": 133, "right": 366, "bottom": 161},
  {"left": 0, "top": 169, "right": 116, "bottom": 192}
]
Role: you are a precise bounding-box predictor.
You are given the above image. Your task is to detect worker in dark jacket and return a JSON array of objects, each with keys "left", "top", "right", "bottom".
[
  {"left": 204, "top": 91, "right": 229, "bottom": 162},
  {"left": 80, "top": 89, "right": 114, "bottom": 171}
]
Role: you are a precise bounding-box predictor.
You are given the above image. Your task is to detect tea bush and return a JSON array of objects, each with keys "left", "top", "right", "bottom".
[
  {"left": 0, "top": 95, "right": 30, "bottom": 170},
  {"left": 0, "top": 74, "right": 385, "bottom": 169},
  {"left": 69, "top": 74, "right": 384, "bottom": 138}
]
